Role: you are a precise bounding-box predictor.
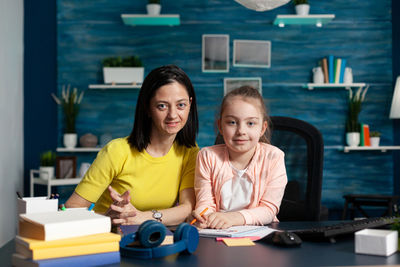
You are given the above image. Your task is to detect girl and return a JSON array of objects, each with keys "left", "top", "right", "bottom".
[
  {"left": 65, "top": 65, "right": 199, "bottom": 226},
  {"left": 193, "top": 86, "right": 287, "bottom": 229}
]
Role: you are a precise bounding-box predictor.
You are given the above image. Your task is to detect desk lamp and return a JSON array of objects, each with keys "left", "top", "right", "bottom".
[{"left": 390, "top": 76, "right": 400, "bottom": 119}]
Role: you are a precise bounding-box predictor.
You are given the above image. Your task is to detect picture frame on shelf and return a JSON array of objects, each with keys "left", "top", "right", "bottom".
[
  {"left": 202, "top": 34, "right": 229, "bottom": 73},
  {"left": 233, "top": 40, "right": 271, "bottom": 68},
  {"left": 224, "top": 77, "right": 262, "bottom": 96},
  {"left": 56, "top": 156, "right": 77, "bottom": 179}
]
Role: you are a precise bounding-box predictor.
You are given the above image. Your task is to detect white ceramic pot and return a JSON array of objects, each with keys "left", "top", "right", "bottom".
[
  {"left": 370, "top": 137, "right": 380, "bottom": 147},
  {"left": 295, "top": 4, "right": 310, "bottom": 16},
  {"left": 64, "top": 133, "right": 78, "bottom": 149},
  {"left": 346, "top": 132, "right": 360, "bottom": 147},
  {"left": 146, "top": 4, "right": 161, "bottom": 15},
  {"left": 103, "top": 67, "right": 144, "bottom": 84},
  {"left": 313, "top": 67, "right": 324, "bottom": 83},
  {"left": 344, "top": 67, "right": 353, "bottom": 84},
  {"left": 39, "top": 166, "right": 55, "bottom": 180}
]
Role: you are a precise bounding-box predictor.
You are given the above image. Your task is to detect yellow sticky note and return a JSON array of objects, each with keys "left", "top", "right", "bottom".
[{"left": 222, "top": 238, "right": 255, "bottom": 247}]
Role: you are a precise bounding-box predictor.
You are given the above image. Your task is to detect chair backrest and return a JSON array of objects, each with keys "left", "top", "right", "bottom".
[
  {"left": 270, "top": 116, "right": 324, "bottom": 221},
  {"left": 214, "top": 116, "right": 324, "bottom": 221}
]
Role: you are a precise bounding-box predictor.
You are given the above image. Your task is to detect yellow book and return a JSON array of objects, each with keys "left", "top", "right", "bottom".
[{"left": 15, "top": 233, "right": 121, "bottom": 260}]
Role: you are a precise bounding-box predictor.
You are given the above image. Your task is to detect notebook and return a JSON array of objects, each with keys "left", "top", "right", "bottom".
[{"left": 198, "top": 225, "right": 276, "bottom": 238}]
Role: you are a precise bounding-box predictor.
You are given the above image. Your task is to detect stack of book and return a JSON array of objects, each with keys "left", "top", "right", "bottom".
[
  {"left": 319, "top": 55, "right": 347, "bottom": 84},
  {"left": 13, "top": 209, "right": 121, "bottom": 267}
]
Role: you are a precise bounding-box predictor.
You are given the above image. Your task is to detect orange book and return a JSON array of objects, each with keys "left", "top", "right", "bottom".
[
  {"left": 363, "top": 124, "right": 371, "bottom": 146},
  {"left": 321, "top": 58, "right": 329, "bottom": 83}
]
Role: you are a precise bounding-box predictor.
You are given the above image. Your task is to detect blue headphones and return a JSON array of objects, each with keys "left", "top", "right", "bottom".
[{"left": 120, "top": 220, "right": 199, "bottom": 259}]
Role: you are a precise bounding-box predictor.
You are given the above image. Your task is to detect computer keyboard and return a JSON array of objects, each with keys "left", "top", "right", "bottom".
[{"left": 291, "top": 216, "right": 398, "bottom": 242}]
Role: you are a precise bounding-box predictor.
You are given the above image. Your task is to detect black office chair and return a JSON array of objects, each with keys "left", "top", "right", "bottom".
[{"left": 214, "top": 116, "right": 325, "bottom": 221}]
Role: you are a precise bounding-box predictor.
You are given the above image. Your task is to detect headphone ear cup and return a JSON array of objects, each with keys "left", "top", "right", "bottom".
[
  {"left": 137, "top": 220, "right": 166, "bottom": 248},
  {"left": 173, "top": 223, "right": 199, "bottom": 254}
]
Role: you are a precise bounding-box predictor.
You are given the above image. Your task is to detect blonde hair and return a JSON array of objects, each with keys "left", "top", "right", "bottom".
[{"left": 219, "top": 86, "right": 271, "bottom": 143}]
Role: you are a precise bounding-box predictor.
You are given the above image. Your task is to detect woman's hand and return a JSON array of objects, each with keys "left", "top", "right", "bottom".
[
  {"left": 189, "top": 210, "right": 208, "bottom": 229},
  {"left": 105, "top": 186, "right": 139, "bottom": 225}
]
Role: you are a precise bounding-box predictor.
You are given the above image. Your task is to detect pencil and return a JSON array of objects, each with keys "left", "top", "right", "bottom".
[{"left": 190, "top": 207, "right": 208, "bottom": 225}]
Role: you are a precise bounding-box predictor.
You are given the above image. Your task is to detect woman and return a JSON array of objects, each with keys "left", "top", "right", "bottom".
[{"left": 65, "top": 65, "right": 199, "bottom": 226}]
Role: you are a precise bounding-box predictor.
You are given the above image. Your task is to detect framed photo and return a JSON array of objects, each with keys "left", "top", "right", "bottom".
[
  {"left": 233, "top": 40, "right": 271, "bottom": 68},
  {"left": 224, "top": 77, "right": 262, "bottom": 96},
  {"left": 56, "top": 156, "right": 77, "bottom": 179},
  {"left": 202, "top": 34, "right": 229, "bottom": 73}
]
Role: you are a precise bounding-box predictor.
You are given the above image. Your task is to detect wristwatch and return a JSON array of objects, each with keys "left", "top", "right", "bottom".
[{"left": 152, "top": 210, "right": 162, "bottom": 222}]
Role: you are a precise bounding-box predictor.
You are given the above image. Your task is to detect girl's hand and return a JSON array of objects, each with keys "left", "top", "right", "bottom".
[
  {"left": 206, "top": 212, "right": 240, "bottom": 229},
  {"left": 190, "top": 210, "right": 208, "bottom": 229}
]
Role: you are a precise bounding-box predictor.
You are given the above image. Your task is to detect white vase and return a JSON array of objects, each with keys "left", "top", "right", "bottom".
[
  {"left": 370, "top": 137, "right": 380, "bottom": 147},
  {"left": 346, "top": 132, "right": 360, "bottom": 147},
  {"left": 344, "top": 67, "right": 353, "bottom": 84},
  {"left": 64, "top": 133, "right": 78, "bottom": 149},
  {"left": 313, "top": 67, "right": 324, "bottom": 84},
  {"left": 39, "top": 166, "right": 55, "bottom": 180},
  {"left": 295, "top": 4, "right": 310, "bottom": 15},
  {"left": 146, "top": 4, "right": 161, "bottom": 15}
]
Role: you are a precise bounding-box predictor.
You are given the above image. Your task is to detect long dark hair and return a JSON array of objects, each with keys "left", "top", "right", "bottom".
[{"left": 128, "top": 65, "right": 198, "bottom": 151}]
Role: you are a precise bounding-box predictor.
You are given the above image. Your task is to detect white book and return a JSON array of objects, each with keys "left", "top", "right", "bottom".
[
  {"left": 18, "top": 209, "right": 111, "bottom": 241},
  {"left": 198, "top": 225, "right": 276, "bottom": 238}
]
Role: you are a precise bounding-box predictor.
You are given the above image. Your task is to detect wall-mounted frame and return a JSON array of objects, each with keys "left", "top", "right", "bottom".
[
  {"left": 233, "top": 40, "right": 271, "bottom": 68},
  {"left": 223, "top": 77, "right": 262, "bottom": 96},
  {"left": 56, "top": 156, "right": 77, "bottom": 179},
  {"left": 202, "top": 34, "right": 229, "bottom": 73}
]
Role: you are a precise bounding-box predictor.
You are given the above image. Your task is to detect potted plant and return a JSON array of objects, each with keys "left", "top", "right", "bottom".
[
  {"left": 40, "top": 151, "right": 56, "bottom": 180},
  {"left": 102, "top": 56, "right": 144, "bottom": 84},
  {"left": 51, "top": 85, "right": 84, "bottom": 148},
  {"left": 345, "top": 87, "right": 368, "bottom": 147},
  {"left": 293, "top": 0, "right": 310, "bottom": 16},
  {"left": 147, "top": 0, "right": 161, "bottom": 15},
  {"left": 370, "top": 131, "right": 381, "bottom": 147}
]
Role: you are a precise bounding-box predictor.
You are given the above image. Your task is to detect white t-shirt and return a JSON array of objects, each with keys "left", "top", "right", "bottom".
[{"left": 220, "top": 164, "right": 253, "bottom": 212}]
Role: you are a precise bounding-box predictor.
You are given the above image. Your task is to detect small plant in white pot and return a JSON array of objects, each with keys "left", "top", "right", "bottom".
[
  {"left": 40, "top": 151, "right": 56, "bottom": 180},
  {"left": 345, "top": 87, "right": 368, "bottom": 147},
  {"left": 370, "top": 131, "right": 381, "bottom": 147},
  {"left": 102, "top": 56, "right": 144, "bottom": 84},
  {"left": 51, "top": 85, "right": 84, "bottom": 148},
  {"left": 293, "top": 0, "right": 310, "bottom": 16},
  {"left": 147, "top": 0, "right": 161, "bottom": 16}
]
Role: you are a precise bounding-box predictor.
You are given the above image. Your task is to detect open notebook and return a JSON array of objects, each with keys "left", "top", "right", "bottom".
[{"left": 198, "top": 225, "right": 276, "bottom": 238}]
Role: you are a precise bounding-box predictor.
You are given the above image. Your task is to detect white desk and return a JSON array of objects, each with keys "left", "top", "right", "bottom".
[{"left": 30, "top": 170, "right": 82, "bottom": 197}]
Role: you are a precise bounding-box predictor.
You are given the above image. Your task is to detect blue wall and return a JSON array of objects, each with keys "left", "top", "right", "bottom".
[{"left": 53, "top": 0, "right": 395, "bottom": 215}]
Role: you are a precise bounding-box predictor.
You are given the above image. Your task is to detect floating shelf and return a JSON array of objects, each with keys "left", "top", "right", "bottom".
[
  {"left": 304, "top": 83, "right": 367, "bottom": 90},
  {"left": 274, "top": 14, "right": 335, "bottom": 27},
  {"left": 57, "top": 147, "right": 101, "bottom": 152},
  {"left": 121, "top": 14, "right": 180, "bottom": 26},
  {"left": 343, "top": 146, "right": 400, "bottom": 153},
  {"left": 89, "top": 84, "right": 141, "bottom": 89}
]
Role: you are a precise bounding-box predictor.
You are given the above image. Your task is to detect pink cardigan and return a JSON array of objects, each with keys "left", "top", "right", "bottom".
[{"left": 194, "top": 143, "right": 287, "bottom": 225}]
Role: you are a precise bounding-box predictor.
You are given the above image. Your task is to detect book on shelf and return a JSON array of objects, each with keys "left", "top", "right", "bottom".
[
  {"left": 363, "top": 124, "right": 371, "bottom": 146},
  {"left": 12, "top": 251, "right": 120, "bottom": 267},
  {"left": 198, "top": 225, "right": 276, "bottom": 238},
  {"left": 328, "top": 55, "right": 334, "bottom": 83},
  {"left": 15, "top": 232, "right": 121, "bottom": 260},
  {"left": 360, "top": 123, "right": 365, "bottom": 146},
  {"left": 18, "top": 209, "right": 111, "bottom": 241},
  {"left": 339, "top": 58, "right": 346, "bottom": 83},
  {"left": 321, "top": 57, "right": 329, "bottom": 83},
  {"left": 334, "top": 58, "right": 342, "bottom": 83}
]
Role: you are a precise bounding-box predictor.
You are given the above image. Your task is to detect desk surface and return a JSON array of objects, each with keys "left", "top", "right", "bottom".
[{"left": 2, "top": 222, "right": 399, "bottom": 267}]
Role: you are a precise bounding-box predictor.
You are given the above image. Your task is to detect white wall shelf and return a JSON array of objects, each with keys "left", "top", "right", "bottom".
[
  {"left": 121, "top": 14, "right": 180, "bottom": 26},
  {"left": 30, "top": 170, "right": 83, "bottom": 197},
  {"left": 56, "top": 147, "right": 101, "bottom": 152},
  {"left": 89, "top": 84, "right": 141, "bottom": 89},
  {"left": 343, "top": 146, "right": 400, "bottom": 153},
  {"left": 304, "top": 83, "right": 367, "bottom": 90},
  {"left": 273, "top": 14, "right": 335, "bottom": 27}
]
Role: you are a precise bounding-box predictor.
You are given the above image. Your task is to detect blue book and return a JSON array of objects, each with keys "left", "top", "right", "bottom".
[
  {"left": 12, "top": 252, "right": 120, "bottom": 267},
  {"left": 339, "top": 58, "right": 346, "bottom": 83},
  {"left": 328, "top": 55, "right": 334, "bottom": 83}
]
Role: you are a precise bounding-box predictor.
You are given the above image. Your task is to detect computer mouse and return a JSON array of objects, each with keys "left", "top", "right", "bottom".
[{"left": 261, "top": 231, "right": 302, "bottom": 247}]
